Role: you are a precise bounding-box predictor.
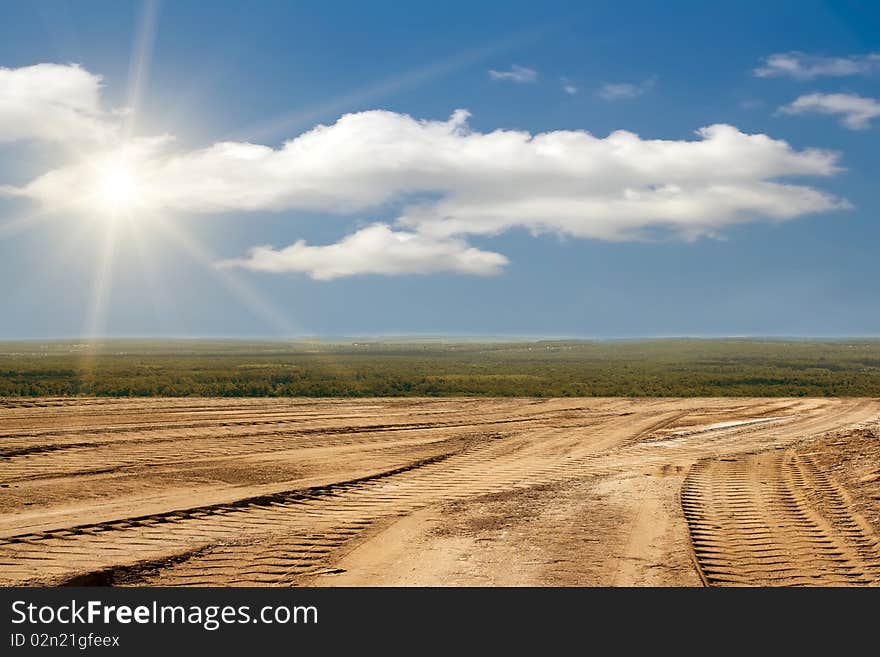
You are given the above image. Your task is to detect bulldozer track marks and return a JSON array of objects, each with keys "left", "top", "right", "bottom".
[
  {"left": 1, "top": 397, "right": 877, "bottom": 586},
  {"left": 1, "top": 427, "right": 617, "bottom": 586},
  {"left": 0, "top": 451, "right": 464, "bottom": 546},
  {"left": 682, "top": 449, "right": 880, "bottom": 586}
]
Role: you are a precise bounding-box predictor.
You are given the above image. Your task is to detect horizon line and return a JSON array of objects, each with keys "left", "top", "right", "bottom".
[{"left": 2, "top": 335, "right": 880, "bottom": 343}]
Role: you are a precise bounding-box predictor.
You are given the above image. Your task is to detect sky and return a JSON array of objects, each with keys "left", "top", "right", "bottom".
[{"left": 0, "top": 0, "right": 878, "bottom": 339}]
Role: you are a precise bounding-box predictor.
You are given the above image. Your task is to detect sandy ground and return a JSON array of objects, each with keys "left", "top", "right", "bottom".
[{"left": 0, "top": 397, "right": 877, "bottom": 587}]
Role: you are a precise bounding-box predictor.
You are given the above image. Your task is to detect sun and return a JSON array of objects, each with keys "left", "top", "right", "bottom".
[
  {"left": 81, "top": 148, "right": 152, "bottom": 219},
  {"left": 96, "top": 168, "right": 142, "bottom": 214}
]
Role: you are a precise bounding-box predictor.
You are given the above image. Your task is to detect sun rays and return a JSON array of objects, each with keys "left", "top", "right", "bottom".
[
  {"left": 0, "top": 3, "right": 553, "bottom": 346},
  {"left": 123, "top": 0, "right": 162, "bottom": 141},
  {"left": 0, "top": 0, "right": 300, "bottom": 346}
]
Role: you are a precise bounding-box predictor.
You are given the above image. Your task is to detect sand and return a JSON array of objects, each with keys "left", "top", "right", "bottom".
[{"left": 0, "top": 397, "right": 877, "bottom": 586}]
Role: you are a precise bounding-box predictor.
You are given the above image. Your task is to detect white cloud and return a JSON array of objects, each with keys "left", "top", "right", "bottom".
[
  {"left": 755, "top": 52, "right": 880, "bottom": 80},
  {"left": 0, "top": 63, "right": 117, "bottom": 144},
  {"left": 598, "top": 77, "right": 656, "bottom": 101},
  {"left": 488, "top": 65, "right": 538, "bottom": 83},
  {"left": 219, "top": 223, "right": 508, "bottom": 279},
  {"left": 561, "top": 77, "right": 578, "bottom": 95},
  {"left": 2, "top": 63, "right": 851, "bottom": 279},
  {"left": 780, "top": 92, "right": 880, "bottom": 129},
  {"left": 15, "top": 110, "right": 844, "bottom": 233}
]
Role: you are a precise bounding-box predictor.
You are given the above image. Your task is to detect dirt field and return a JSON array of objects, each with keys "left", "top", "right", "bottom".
[{"left": 0, "top": 397, "right": 878, "bottom": 587}]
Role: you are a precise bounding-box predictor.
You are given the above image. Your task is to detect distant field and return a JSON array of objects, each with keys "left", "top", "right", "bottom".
[{"left": 0, "top": 338, "right": 879, "bottom": 397}]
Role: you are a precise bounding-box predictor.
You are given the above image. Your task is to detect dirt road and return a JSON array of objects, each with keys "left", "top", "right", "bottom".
[{"left": 0, "top": 397, "right": 878, "bottom": 586}]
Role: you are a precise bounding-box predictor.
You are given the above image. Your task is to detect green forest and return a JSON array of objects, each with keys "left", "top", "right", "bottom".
[{"left": 1, "top": 338, "right": 879, "bottom": 397}]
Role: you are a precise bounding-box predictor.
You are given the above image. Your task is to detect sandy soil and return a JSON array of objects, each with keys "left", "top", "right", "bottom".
[{"left": 0, "top": 397, "right": 877, "bottom": 586}]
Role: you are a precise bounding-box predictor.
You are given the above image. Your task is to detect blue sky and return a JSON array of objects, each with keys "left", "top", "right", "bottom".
[{"left": 1, "top": 0, "right": 878, "bottom": 338}]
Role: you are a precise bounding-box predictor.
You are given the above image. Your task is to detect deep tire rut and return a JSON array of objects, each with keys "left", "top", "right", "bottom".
[
  {"left": 1, "top": 428, "right": 620, "bottom": 586},
  {"left": 3, "top": 398, "right": 877, "bottom": 587},
  {"left": 682, "top": 448, "right": 880, "bottom": 586}
]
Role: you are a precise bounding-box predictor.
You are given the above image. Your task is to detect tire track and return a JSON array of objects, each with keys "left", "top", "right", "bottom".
[
  {"left": 2, "top": 398, "right": 875, "bottom": 587},
  {"left": 102, "top": 410, "right": 861, "bottom": 587},
  {"left": 0, "top": 408, "right": 601, "bottom": 483},
  {"left": 682, "top": 448, "right": 880, "bottom": 586},
  {"left": 2, "top": 425, "right": 614, "bottom": 586},
  {"left": 0, "top": 447, "right": 473, "bottom": 547},
  {"left": 0, "top": 447, "right": 478, "bottom": 586}
]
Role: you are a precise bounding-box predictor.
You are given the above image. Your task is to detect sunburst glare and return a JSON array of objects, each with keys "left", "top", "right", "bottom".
[{"left": 95, "top": 166, "right": 142, "bottom": 216}]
